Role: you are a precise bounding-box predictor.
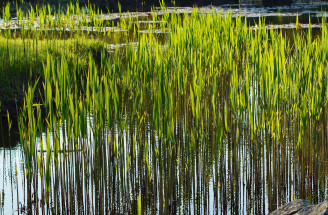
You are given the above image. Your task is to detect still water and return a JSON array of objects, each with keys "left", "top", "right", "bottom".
[{"left": 1, "top": 2, "right": 328, "bottom": 215}]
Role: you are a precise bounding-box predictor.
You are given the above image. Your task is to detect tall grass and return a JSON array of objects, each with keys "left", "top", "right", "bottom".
[{"left": 2, "top": 1, "right": 328, "bottom": 214}]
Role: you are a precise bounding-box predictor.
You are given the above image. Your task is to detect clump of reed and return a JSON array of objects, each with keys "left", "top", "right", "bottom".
[
  {"left": 0, "top": 1, "right": 108, "bottom": 115},
  {"left": 3, "top": 1, "right": 328, "bottom": 214}
]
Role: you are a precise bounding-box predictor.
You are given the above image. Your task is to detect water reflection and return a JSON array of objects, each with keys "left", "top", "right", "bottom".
[
  {"left": 1, "top": 81, "right": 327, "bottom": 215},
  {"left": 1, "top": 3, "right": 328, "bottom": 215}
]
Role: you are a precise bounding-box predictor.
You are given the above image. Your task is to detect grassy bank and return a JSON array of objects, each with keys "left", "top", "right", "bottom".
[{"left": 0, "top": 35, "right": 104, "bottom": 116}]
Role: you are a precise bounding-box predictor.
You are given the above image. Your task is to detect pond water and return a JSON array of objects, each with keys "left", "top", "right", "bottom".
[{"left": 1, "top": 2, "right": 328, "bottom": 215}]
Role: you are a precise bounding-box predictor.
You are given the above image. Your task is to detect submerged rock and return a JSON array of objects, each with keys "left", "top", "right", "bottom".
[{"left": 269, "top": 199, "right": 328, "bottom": 215}]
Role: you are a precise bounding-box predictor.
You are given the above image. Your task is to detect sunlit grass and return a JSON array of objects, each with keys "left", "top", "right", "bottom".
[{"left": 1, "top": 0, "right": 328, "bottom": 213}]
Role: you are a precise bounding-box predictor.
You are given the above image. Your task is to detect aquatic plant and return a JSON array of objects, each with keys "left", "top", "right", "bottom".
[{"left": 1, "top": 1, "right": 328, "bottom": 214}]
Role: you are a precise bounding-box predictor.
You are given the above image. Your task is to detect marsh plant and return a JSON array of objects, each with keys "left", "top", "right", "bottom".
[{"left": 1, "top": 1, "right": 328, "bottom": 214}]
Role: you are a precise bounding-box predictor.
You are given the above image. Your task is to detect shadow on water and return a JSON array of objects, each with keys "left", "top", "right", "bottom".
[{"left": 247, "top": 14, "right": 323, "bottom": 26}]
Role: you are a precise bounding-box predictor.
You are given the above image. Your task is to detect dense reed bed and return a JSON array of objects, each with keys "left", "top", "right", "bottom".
[{"left": 1, "top": 1, "right": 328, "bottom": 214}]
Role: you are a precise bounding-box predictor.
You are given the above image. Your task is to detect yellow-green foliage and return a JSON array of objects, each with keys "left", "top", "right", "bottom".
[
  {"left": 0, "top": 35, "right": 103, "bottom": 103},
  {"left": 12, "top": 2, "right": 328, "bottom": 213},
  {"left": 0, "top": 36, "right": 103, "bottom": 72}
]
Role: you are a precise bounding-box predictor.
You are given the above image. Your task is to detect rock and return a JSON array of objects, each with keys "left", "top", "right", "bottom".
[
  {"left": 269, "top": 199, "right": 328, "bottom": 215},
  {"left": 300, "top": 201, "right": 328, "bottom": 215}
]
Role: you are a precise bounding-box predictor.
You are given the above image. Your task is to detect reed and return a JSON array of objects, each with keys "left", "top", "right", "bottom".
[{"left": 1, "top": 1, "right": 328, "bottom": 214}]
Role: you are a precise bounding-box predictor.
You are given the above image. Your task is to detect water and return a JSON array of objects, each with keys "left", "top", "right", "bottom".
[{"left": 1, "top": 2, "right": 328, "bottom": 215}]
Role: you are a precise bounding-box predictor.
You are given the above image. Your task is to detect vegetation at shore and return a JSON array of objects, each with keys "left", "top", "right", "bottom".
[{"left": 1, "top": 1, "right": 328, "bottom": 213}]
